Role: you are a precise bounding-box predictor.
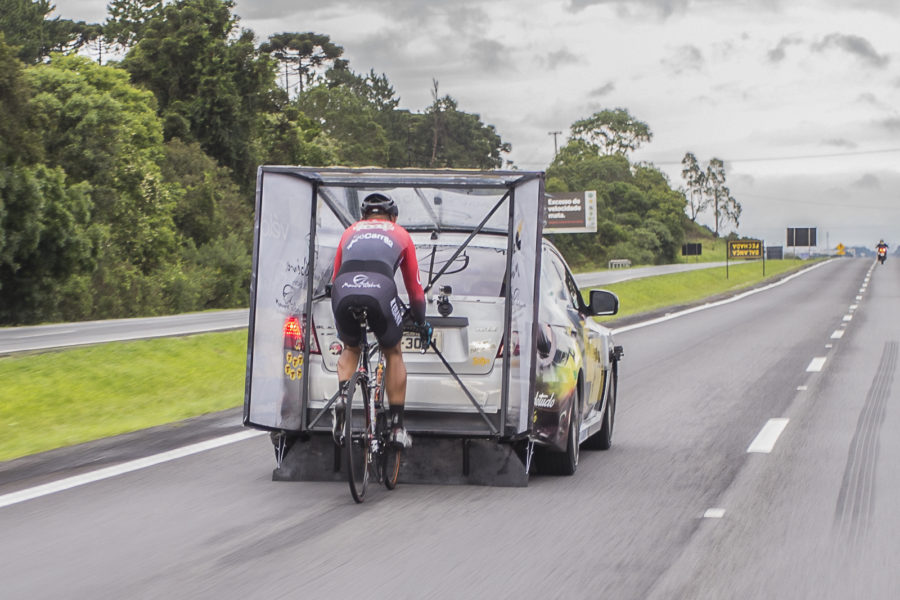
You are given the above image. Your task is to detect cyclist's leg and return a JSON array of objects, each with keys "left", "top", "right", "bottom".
[
  {"left": 331, "top": 288, "right": 365, "bottom": 438},
  {"left": 337, "top": 345, "right": 361, "bottom": 383},
  {"left": 383, "top": 343, "right": 406, "bottom": 408},
  {"left": 366, "top": 287, "right": 412, "bottom": 447},
  {"left": 383, "top": 344, "right": 412, "bottom": 447}
]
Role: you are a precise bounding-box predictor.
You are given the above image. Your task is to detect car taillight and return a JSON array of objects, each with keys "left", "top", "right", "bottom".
[
  {"left": 283, "top": 315, "right": 321, "bottom": 354},
  {"left": 496, "top": 330, "right": 520, "bottom": 358}
]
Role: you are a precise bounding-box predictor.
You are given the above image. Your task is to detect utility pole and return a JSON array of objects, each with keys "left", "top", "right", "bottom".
[{"left": 548, "top": 131, "right": 562, "bottom": 156}]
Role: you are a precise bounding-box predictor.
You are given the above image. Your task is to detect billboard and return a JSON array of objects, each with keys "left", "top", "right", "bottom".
[
  {"left": 728, "top": 239, "right": 763, "bottom": 259},
  {"left": 682, "top": 243, "right": 702, "bottom": 256},
  {"left": 787, "top": 227, "right": 817, "bottom": 247},
  {"left": 544, "top": 191, "right": 597, "bottom": 233}
]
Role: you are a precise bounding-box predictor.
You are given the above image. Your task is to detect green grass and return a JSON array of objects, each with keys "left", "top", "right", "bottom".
[
  {"left": 0, "top": 331, "right": 247, "bottom": 462},
  {"left": 593, "top": 258, "right": 811, "bottom": 321},
  {"left": 0, "top": 258, "right": 817, "bottom": 462}
]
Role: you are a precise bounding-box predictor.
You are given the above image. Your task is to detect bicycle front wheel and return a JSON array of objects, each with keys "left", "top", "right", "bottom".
[{"left": 344, "top": 372, "right": 370, "bottom": 503}]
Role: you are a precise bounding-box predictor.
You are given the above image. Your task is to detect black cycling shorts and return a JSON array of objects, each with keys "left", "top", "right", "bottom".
[{"left": 331, "top": 272, "right": 405, "bottom": 349}]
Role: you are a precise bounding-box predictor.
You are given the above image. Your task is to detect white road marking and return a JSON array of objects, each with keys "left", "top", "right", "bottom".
[
  {"left": 831, "top": 330, "right": 844, "bottom": 339},
  {"left": 849, "top": 304, "right": 858, "bottom": 310},
  {"left": 748, "top": 418, "right": 789, "bottom": 453},
  {"left": 856, "top": 295, "right": 863, "bottom": 300},
  {"left": 807, "top": 357, "right": 827, "bottom": 372},
  {"left": 825, "top": 344, "right": 833, "bottom": 349},
  {"left": 843, "top": 314, "right": 853, "bottom": 322},
  {"left": 797, "top": 385, "right": 808, "bottom": 391},
  {"left": 704, "top": 508, "right": 726, "bottom": 519},
  {"left": 0, "top": 430, "right": 265, "bottom": 510}
]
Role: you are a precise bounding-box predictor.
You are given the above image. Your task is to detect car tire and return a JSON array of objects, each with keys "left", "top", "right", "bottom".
[
  {"left": 584, "top": 362, "right": 616, "bottom": 451},
  {"left": 541, "top": 391, "right": 580, "bottom": 476}
]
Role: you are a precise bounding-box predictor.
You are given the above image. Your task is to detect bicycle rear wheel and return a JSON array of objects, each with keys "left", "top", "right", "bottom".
[
  {"left": 344, "top": 372, "right": 370, "bottom": 503},
  {"left": 378, "top": 411, "right": 401, "bottom": 489}
]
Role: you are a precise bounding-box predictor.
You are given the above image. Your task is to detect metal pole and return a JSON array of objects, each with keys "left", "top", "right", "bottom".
[{"left": 548, "top": 131, "right": 562, "bottom": 156}]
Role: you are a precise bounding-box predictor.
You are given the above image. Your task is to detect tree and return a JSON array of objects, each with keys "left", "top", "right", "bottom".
[
  {"left": 570, "top": 108, "right": 652, "bottom": 156},
  {"left": 295, "top": 83, "right": 390, "bottom": 166},
  {"left": 27, "top": 53, "right": 179, "bottom": 277},
  {"left": 681, "top": 151, "right": 708, "bottom": 221},
  {"left": 408, "top": 81, "right": 510, "bottom": 169},
  {"left": 704, "top": 158, "right": 741, "bottom": 236},
  {"left": 121, "top": 0, "right": 278, "bottom": 188},
  {"left": 0, "top": 38, "right": 99, "bottom": 322},
  {"left": 260, "top": 32, "right": 344, "bottom": 96},
  {"left": 103, "top": 0, "right": 164, "bottom": 49},
  {"left": 0, "top": 0, "right": 97, "bottom": 63}
]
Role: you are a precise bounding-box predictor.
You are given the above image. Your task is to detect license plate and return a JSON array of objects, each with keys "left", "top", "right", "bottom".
[{"left": 400, "top": 330, "right": 442, "bottom": 353}]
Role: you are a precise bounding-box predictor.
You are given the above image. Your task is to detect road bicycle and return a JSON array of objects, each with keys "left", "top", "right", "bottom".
[{"left": 334, "top": 306, "right": 403, "bottom": 503}]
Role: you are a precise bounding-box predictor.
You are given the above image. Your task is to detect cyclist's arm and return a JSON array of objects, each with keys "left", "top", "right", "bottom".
[
  {"left": 332, "top": 229, "right": 350, "bottom": 281},
  {"left": 398, "top": 232, "right": 426, "bottom": 323}
]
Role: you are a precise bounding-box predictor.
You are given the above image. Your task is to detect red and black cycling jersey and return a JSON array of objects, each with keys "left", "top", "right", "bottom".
[{"left": 332, "top": 219, "right": 426, "bottom": 323}]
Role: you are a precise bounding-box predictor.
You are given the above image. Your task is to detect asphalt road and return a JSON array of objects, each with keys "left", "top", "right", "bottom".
[
  {"left": 0, "top": 309, "right": 249, "bottom": 355},
  {"left": 0, "top": 262, "right": 725, "bottom": 355},
  {"left": 3, "top": 257, "right": 899, "bottom": 599}
]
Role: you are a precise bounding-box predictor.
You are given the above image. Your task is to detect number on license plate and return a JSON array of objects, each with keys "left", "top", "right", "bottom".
[{"left": 401, "top": 330, "right": 441, "bottom": 353}]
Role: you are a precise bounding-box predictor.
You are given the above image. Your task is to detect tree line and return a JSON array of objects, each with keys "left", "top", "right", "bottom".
[
  {"left": 1, "top": 0, "right": 741, "bottom": 325},
  {"left": 0, "top": 0, "right": 509, "bottom": 324},
  {"left": 544, "top": 108, "right": 741, "bottom": 268}
]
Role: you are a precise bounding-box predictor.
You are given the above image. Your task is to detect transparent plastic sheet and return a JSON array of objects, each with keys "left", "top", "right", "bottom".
[{"left": 245, "top": 168, "right": 543, "bottom": 437}]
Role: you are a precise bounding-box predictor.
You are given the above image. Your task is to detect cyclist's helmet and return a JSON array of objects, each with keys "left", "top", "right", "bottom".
[{"left": 361, "top": 193, "right": 398, "bottom": 218}]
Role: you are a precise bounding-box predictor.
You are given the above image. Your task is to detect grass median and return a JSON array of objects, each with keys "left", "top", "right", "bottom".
[
  {"left": 593, "top": 258, "right": 811, "bottom": 321},
  {"left": 0, "top": 331, "right": 247, "bottom": 461},
  {"left": 0, "top": 258, "right": 816, "bottom": 462}
]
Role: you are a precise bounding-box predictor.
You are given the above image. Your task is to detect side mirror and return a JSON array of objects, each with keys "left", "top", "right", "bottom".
[{"left": 588, "top": 289, "right": 619, "bottom": 316}]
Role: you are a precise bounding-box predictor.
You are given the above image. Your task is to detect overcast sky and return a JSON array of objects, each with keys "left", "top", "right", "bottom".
[{"left": 54, "top": 0, "right": 900, "bottom": 248}]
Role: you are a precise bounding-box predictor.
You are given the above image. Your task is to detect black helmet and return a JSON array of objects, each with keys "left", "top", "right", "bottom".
[{"left": 361, "top": 193, "right": 398, "bottom": 218}]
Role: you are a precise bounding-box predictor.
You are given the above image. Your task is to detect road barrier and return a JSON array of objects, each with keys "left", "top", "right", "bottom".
[{"left": 608, "top": 259, "right": 631, "bottom": 269}]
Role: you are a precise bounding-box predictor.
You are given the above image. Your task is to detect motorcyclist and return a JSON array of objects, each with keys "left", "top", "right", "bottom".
[
  {"left": 330, "top": 193, "right": 431, "bottom": 448},
  {"left": 876, "top": 239, "right": 889, "bottom": 263}
]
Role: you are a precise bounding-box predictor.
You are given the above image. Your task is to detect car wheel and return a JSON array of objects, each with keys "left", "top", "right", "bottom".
[
  {"left": 585, "top": 362, "right": 616, "bottom": 450},
  {"left": 541, "top": 392, "right": 580, "bottom": 476}
]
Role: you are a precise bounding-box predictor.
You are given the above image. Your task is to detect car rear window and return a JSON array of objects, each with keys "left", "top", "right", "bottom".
[{"left": 409, "top": 245, "right": 507, "bottom": 297}]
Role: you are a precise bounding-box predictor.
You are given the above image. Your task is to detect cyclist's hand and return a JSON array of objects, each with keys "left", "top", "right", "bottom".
[{"left": 417, "top": 321, "right": 433, "bottom": 353}]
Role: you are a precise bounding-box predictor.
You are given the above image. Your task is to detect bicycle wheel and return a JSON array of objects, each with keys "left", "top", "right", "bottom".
[
  {"left": 379, "top": 411, "right": 402, "bottom": 490},
  {"left": 344, "top": 372, "right": 370, "bottom": 503}
]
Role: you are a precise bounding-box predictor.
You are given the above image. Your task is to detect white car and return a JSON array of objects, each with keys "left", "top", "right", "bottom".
[{"left": 297, "top": 232, "right": 621, "bottom": 475}]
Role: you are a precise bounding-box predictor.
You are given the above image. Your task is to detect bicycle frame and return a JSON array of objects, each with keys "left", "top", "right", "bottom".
[{"left": 341, "top": 308, "right": 400, "bottom": 502}]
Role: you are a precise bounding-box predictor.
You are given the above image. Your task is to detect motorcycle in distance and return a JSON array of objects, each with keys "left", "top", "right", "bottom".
[{"left": 878, "top": 246, "right": 887, "bottom": 265}]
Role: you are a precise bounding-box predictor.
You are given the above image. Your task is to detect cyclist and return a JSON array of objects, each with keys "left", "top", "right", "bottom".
[{"left": 331, "top": 193, "right": 431, "bottom": 448}]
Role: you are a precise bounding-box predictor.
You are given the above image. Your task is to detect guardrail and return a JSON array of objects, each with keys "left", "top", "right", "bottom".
[{"left": 608, "top": 259, "right": 631, "bottom": 269}]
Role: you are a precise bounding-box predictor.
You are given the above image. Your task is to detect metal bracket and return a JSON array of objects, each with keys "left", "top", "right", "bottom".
[
  {"left": 524, "top": 438, "right": 536, "bottom": 475},
  {"left": 274, "top": 433, "right": 287, "bottom": 469}
]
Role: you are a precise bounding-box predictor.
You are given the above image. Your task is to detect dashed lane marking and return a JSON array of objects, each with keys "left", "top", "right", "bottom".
[
  {"left": 748, "top": 418, "right": 790, "bottom": 453},
  {"left": 807, "top": 357, "right": 827, "bottom": 372}
]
